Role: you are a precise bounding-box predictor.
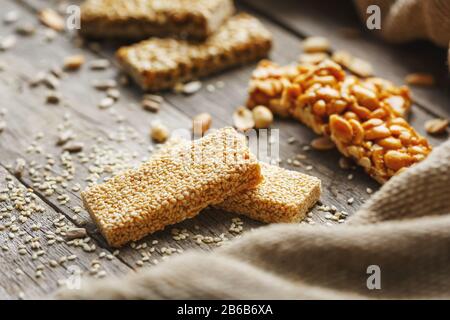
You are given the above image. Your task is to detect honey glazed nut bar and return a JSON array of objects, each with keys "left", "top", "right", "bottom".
[
  {"left": 80, "top": 0, "right": 235, "bottom": 40},
  {"left": 157, "top": 139, "right": 322, "bottom": 223},
  {"left": 247, "top": 59, "right": 432, "bottom": 183},
  {"left": 116, "top": 13, "right": 273, "bottom": 91},
  {"left": 82, "top": 127, "right": 262, "bottom": 247}
]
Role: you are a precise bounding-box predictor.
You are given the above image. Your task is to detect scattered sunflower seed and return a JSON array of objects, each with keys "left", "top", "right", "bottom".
[
  {"left": 64, "top": 227, "right": 87, "bottom": 240},
  {"left": 298, "top": 52, "right": 329, "bottom": 64},
  {"left": 63, "top": 142, "right": 84, "bottom": 153},
  {"left": 0, "top": 120, "right": 6, "bottom": 133},
  {"left": 424, "top": 118, "right": 448, "bottom": 135},
  {"left": 13, "top": 158, "right": 26, "bottom": 178},
  {"left": 106, "top": 88, "right": 121, "bottom": 101},
  {"left": 405, "top": 73, "right": 435, "bottom": 87},
  {"left": 42, "top": 73, "right": 60, "bottom": 89},
  {"left": 178, "top": 80, "right": 202, "bottom": 95},
  {"left": 88, "top": 59, "right": 110, "bottom": 70},
  {"left": 15, "top": 23, "right": 36, "bottom": 36},
  {"left": 338, "top": 157, "right": 351, "bottom": 170},
  {"left": 141, "top": 99, "right": 160, "bottom": 113},
  {"left": 45, "top": 91, "right": 61, "bottom": 104},
  {"left": 0, "top": 35, "right": 17, "bottom": 51},
  {"left": 144, "top": 94, "right": 163, "bottom": 103},
  {"left": 92, "top": 79, "right": 117, "bottom": 91},
  {"left": 63, "top": 55, "right": 85, "bottom": 71},
  {"left": 98, "top": 97, "right": 115, "bottom": 109},
  {"left": 44, "top": 29, "right": 57, "bottom": 42},
  {"left": 38, "top": 8, "right": 64, "bottom": 32},
  {"left": 4, "top": 11, "right": 19, "bottom": 24},
  {"left": 302, "top": 36, "right": 330, "bottom": 53},
  {"left": 332, "top": 50, "right": 373, "bottom": 77},
  {"left": 56, "top": 130, "right": 73, "bottom": 146}
]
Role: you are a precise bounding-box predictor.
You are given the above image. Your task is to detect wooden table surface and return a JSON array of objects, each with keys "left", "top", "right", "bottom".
[{"left": 0, "top": 0, "right": 448, "bottom": 299}]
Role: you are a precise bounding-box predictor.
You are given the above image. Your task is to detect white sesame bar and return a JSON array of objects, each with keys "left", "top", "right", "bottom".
[
  {"left": 80, "top": 0, "right": 235, "bottom": 40},
  {"left": 158, "top": 139, "right": 322, "bottom": 223},
  {"left": 217, "top": 163, "right": 321, "bottom": 223},
  {"left": 116, "top": 13, "right": 272, "bottom": 91},
  {"left": 82, "top": 127, "right": 262, "bottom": 247}
]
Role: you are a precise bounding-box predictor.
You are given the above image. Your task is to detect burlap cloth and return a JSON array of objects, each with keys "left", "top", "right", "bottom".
[
  {"left": 354, "top": 0, "right": 450, "bottom": 70},
  {"left": 57, "top": 1, "right": 450, "bottom": 299},
  {"left": 57, "top": 137, "right": 450, "bottom": 299}
]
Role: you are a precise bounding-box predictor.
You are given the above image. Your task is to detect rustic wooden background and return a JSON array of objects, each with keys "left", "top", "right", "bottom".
[{"left": 0, "top": 0, "right": 448, "bottom": 299}]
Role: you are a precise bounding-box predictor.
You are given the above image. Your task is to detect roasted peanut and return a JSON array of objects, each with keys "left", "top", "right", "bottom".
[
  {"left": 377, "top": 137, "right": 402, "bottom": 149},
  {"left": 302, "top": 36, "right": 331, "bottom": 53},
  {"left": 150, "top": 122, "right": 170, "bottom": 143},
  {"left": 252, "top": 105, "right": 274, "bottom": 129},
  {"left": 233, "top": 106, "right": 255, "bottom": 131},
  {"left": 424, "top": 118, "right": 448, "bottom": 135},
  {"left": 348, "top": 119, "right": 364, "bottom": 144},
  {"left": 365, "top": 125, "right": 391, "bottom": 140},
  {"left": 384, "top": 150, "right": 413, "bottom": 171},
  {"left": 192, "top": 113, "right": 212, "bottom": 135},
  {"left": 330, "top": 115, "right": 353, "bottom": 143}
]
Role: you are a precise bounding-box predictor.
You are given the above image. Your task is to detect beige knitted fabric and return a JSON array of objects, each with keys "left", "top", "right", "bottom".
[
  {"left": 354, "top": 0, "right": 450, "bottom": 70},
  {"left": 57, "top": 139, "right": 450, "bottom": 299}
]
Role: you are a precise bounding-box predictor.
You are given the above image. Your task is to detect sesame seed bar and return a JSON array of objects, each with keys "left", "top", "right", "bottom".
[
  {"left": 82, "top": 127, "right": 262, "bottom": 247},
  {"left": 247, "top": 59, "right": 432, "bottom": 183},
  {"left": 217, "top": 163, "right": 321, "bottom": 223},
  {"left": 116, "top": 13, "right": 272, "bottom": 91},
  {"left": 80, "top": 0, "right": 235, "bottom": 40},
  {"left": 157, "top": 139, "right": 321, "bottom": 223}
]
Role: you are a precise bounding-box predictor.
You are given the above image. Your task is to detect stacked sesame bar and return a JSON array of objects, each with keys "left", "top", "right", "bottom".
[
  {"left": 247, "top": 59, "right": 432, "bottom": 183},
  {"left": 80, "top": 0, "right": 235, "bottom": 40},
  {"left": 156, "top": 138, "right": 322, "bottom": 223},
  {"left": 116, "top": 13, "right": 272, "bottom": 91},
  {"left": 217, "top": 163, "right": 321, "bottom": 223},
  {"left": 82, "top": 128, "right": 262, "bottom": 247}
]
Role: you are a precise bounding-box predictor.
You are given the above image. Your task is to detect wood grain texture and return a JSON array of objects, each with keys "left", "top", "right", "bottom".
[
  {"left": 0, "top": 166, "right": 131, "bottom": 300},
  {"left": 0, "top": 0, "right": 447, "bottom": 299}
]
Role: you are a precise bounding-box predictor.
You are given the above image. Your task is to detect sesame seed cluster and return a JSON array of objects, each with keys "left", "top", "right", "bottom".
[
  {"left": 157, "top": 138, "right": 322, "bottom": 224},
  {"left": 247, "top": 59, "right": 432, "bottom": 183},
  {"left": 116, "top": 13, "right": 272, "bottom": 91},
  {"left": 81, "top": 127, "right": 262, "bottom": 247},
  {"left": 80, "top": 0, "right": 235, "bottom": 40}
]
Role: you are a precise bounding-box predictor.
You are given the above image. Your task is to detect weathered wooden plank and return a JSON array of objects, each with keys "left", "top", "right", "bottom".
[
  {"left": 242, "top": 0, "right": 450, "bottom": 118},
  {"left": 0, "top": 165, "right": 131, "bottom": 300}
]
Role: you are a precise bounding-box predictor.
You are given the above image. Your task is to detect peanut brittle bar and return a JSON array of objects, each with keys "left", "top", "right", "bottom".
[
  {"left": 82, "top": 127, "right": 262, "bottom": 247},
  {"left": 116, "top": 13, "right": 272, "bottom": 91},
  {"left": 247, "top": 59, "right": 432, "bottom": 183},
  {"left": 80, "top": 0, "right": 235, "bottom": 40}
]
